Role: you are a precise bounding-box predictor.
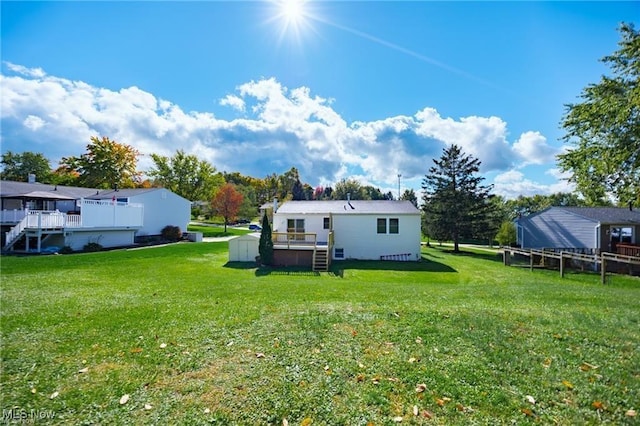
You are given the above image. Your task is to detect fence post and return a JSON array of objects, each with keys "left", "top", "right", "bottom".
[
  {"left": 530, "top": 252, "right": 534, "bottom": 271},
  {"left": 601, "top": 254, "right": 607, "bottom": 285},
  {"left": 503, "top": 249, "right": 510, "bottom": 266},
  {"left": 560, "top": 252, "right": 565, "bottom": 278}
]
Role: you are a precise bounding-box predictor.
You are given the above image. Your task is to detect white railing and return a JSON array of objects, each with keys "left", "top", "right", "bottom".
[
  {"left": 0, "top": 209, "right": 28, "bottom": 223},
  {"left": 3, "top": 199, "right": 144, "bottom": 249}
]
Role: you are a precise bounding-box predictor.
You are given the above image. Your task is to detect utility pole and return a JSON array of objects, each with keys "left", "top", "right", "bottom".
[{"left": 397, "top": 173, "right": 402, "bottom": 200}]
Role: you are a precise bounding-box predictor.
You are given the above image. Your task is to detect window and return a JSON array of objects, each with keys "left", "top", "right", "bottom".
[
  {"left": 323, "top": 217, "right": 330, "bottom": 230},
  {"left": 335, "top": 248, "right": 344, "bottom": 259},
  {"left": 287, "top": 219, "right": 305, "bottom": 233},
  {"left": 377, "top": 218, "right": 387, "bottom": 234},
  {"left": 389, "top": 218, "right": 399, "bottom": 234}
]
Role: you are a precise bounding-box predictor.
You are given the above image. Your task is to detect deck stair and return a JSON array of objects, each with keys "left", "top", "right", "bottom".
[{"left": 313, "top": 248, "right": 330, "bottom": 271}]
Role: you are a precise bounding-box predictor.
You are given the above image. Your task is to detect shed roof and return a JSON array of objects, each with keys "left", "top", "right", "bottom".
[{"left": 275, "top": 200, "right": 420, "bottom": 215}]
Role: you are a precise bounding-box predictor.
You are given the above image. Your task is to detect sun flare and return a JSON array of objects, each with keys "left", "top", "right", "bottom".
[{"left": 282, "top": 0, "right": 304, "bottom": 23}]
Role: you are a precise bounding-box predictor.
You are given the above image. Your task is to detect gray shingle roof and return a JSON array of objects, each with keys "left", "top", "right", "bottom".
[
  {"left": 275, "top": 200, "right": 420, "bottom": 215},
  {"left": 556, "top": 206, "right": 640, "bottom": 224},
  {"left": 0, "top": 180, "right": 174, "bottom": 201}
]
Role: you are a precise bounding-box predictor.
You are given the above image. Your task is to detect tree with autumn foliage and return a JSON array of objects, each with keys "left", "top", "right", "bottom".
[
  {"left": 60, "top": 136, "right": 141, "bottom": 189},
  {"left": 211, "top": 183, "right": 244, "bottom": 232}
]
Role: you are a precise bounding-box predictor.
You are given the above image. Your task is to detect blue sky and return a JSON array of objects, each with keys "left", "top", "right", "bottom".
[{"left": 1, "top": 1, "right": 637, "bottom": 198}]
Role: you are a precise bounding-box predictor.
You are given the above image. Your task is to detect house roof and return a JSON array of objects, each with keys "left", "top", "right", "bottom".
[
  {"left": 1, "top": 180, "right": 189, "bottom": 202},
  {"left": 275, "top": 200, "right": 420, "bottom": 215},
  {"left": 520, "top": 206, "right": 640, "bottom": 225},
  {"left": 560, "top": 207, "right": 640, "bottom": 224},
  {"left": 1, "top": 180, "right": 98, "bottom": 199}
]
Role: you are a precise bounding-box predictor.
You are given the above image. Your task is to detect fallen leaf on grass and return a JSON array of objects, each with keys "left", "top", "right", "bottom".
[
  {"left": 282, "top": 418, "right": 288, "bottom": 426},
  {"left": 159, "top": 343, "right": 167, "bottom": 349},
  {"left": 525, "top": 395, "right": 536, "bottom": 405},
  {"left": 119, "top": 394, "right": 130, "bottom": 405},
  {"left": 580, "top": 362, "right": 598, "bottom": 371},
  {"left": 204, "top": 408, "right": 211, "bottom": 414},
  {"left": 542, "top": 358, "right": 552, "bottom": 368},
  {"left": 31, "top": 388, "right": 36, "bottom": 394},
  {"left": 436, "top": 397, "right": 451, "bottom": 406},
  {"left": 392, "top": 416, "right": 403, "bottom": 422},
  {"left": 626, "top": 409, "right": 636, "bottom": 417},
  {"left": 562, "top": 380, "right": 574, "bottom": 390},
  {"left": 256, "top": 353, "right": 265, "bottom": 358},
  {"left": 78, "top": 367, "right": 89, "bottom": 374},
  {"left": 415, "top": 383, "right": 427, "bottom": 393},
  {"left": 408, "top": 357, "right": 417, "bottom": 363},
  {"left": 422, "top": 410, "right": 433, "bottom": 419},
  {"left": 50, "top": 391, "right": 59, "bottom": 399},
  {"left": 300, "top": 417, "right": 312, "bottom": 426},
  {"left": 144, "top": 404, "right": 153, "bottom": 410},
  {"left": 521, "top": 408, "right": 534, "bottom": 417},
  {"left": 415, "top": 336, "right": 423, "bottom": 344},
  {"left": 592, "top": 401, "right": 605, "bottom": 410},
  {"left": 413, "top": 405, "right": 419, "bottom": 416},
  {"left": 356, "top": 374, "right": 365, "bottom": 382},
  {"left": 130, "top": 347, "right": 143, "bottom": 354}
]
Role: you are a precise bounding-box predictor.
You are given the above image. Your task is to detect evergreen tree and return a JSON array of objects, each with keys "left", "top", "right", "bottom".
[
  {"left": 259, "top": 213, "right": 274, "bottom": 265},
  {"left": 422, "top": 145, "right": 493, "bottom": 252}
]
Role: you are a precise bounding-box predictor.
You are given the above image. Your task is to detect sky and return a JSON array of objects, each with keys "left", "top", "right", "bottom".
[{"left": 0, "top": 1, "right": 637, "bottom": 199}]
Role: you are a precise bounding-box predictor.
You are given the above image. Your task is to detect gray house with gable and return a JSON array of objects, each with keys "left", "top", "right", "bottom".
[{"left": 515, "top": 206, "right": 640, "bottom": 253}]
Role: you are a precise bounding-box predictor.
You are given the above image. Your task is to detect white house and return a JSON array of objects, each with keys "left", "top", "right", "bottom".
[
  {"left": 270, "top": 199, "right": 422, "bottom": 270},
  {"left": 1, "top": 180, "right": 191, "bottom": 253}
]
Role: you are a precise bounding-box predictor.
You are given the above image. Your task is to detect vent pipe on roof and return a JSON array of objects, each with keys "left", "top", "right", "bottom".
[
  {"left": 273, "top": 198, "right": 278, "bottom": 213},
  {"left": 630, "top": 202, "right": 633, "bottom": 212},
  {"left": 28, "top": 173, "right": 36, "bottom": 184},
  {"left": 347, "top": 193, "right": 350, "bottom": 202}
]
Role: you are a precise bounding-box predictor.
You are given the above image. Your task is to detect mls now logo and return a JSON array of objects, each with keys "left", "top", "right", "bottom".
[{"left": 2, "top": 408, "right": 56, "bottom": 422}]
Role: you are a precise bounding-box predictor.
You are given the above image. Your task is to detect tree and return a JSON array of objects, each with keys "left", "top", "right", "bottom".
[
  {"left": 400, "top": 189, "right": 419, "bottom": 207},
  {"left": 557, "top": 23, "right": 640, "bottom": 205},
  {"left": 60, "top": 136, "right": 141, "bottom": 189},
  {"left": 422, "top": 145, "right": 493, "bottom": 252},
  {"left": 495, "top": 221, "right": 517, "bottom": 247},
  {"left": 258, "top": 213, "right": 274, "bottom": 266},
  {"left": 211, "top": 183, "right": 244, "bottom": 232},
  {"left": 333, "top": 178, "right": 365, "bottom": 200},
  {"left": 1, "top": 151, "right": 52, "bottom": 182},
  {"left": 148, "top": 150, "right": 224, "bottom": 201}
]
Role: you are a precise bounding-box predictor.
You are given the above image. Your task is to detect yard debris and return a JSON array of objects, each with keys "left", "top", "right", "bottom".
[
  {"left": 626, "top": 409, "right": 636, "bottom": 417},
  {"left": 78, "top": 367, "right": 89, "bottom": 374},
  {"left": 580, "top": 361, "right": 598, "bottom": 371},
  {"left": 415, "top": 383, "right": 427, "bottom": 393},
  {"left": 144, "top": 403, "right": 153, "bottom": 410},
  {"left": 525, "top": 395, "right": 536, "bottom": 405},
  {"left": 392, "top": 416, "right": 404, "bottom": 422},
  {"left": 415, "top": 336, "right": 423, "bottom": 344},
  {"left": 31, "top": 388, "right": 36, "bottom": 394},
  {"left": 159, "top": 343, "right": 167, "bottom": 349},
  {"left": 50, "top": 391, "right": 59, "bottom": 399},
  {"left": 204, "top": 408, "right": 211, "bottom": 414},
  {"left": 282, "top": 418, "right": 288, "bottom": 426},
  {"left": 226, "top": 341, "right": 234, "bottom": 347},
  {"left": 300, "top": 418, "right": 312, "bottom": 426},
  {"left": 130, "top": 347, "right": 143, "bottom": 354},
  {"left": 408, "top": 357, "right": 417, "bottom": 363},
  {"left": 561, "top": 380, "right": 574, "bottom": 390},
  {"left": 119, "top": 394, "right": 130, "bottom": 405},
  {"left": 592, "top": 401, "right": 605, "bottom": 411},
  {"left": 256, "top": 352, "right": 265, "bottom": 358},
  {"left": 413, "top": 405, "right": 419, "bottom": 416}
]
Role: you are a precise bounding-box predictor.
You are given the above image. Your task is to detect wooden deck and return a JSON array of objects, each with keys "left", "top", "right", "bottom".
[{"left": 271, "top": 232, "right": 334, "bottom": 271}]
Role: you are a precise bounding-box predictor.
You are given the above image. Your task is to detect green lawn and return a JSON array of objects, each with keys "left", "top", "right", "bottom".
[
  {"left": 187, "top": 224, "right": 252, "bottom": 238},
  {"left": 1, "top": 244, "right": 638, "bottom": 425}
]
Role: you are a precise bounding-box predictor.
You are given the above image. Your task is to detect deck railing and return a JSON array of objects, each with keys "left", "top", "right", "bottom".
[
  {"left": 617, "top": 244, "right": 640, "bottom": 257},
  {"left": 272, "top": 232, "right": 318, "bottom": 248}
]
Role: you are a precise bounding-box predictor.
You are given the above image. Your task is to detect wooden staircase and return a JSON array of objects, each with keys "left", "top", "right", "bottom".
[{"left": 313, "top": 248, "right": 330, "bottom": 271}]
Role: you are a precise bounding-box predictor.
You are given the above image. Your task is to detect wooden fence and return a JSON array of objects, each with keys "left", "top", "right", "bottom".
[{"left": 502, "top": 247, "right": 640, "bottom": 284}]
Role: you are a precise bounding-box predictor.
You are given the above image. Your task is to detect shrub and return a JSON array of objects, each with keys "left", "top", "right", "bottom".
[
  {"left": 161, "top": 225, "right": 183, "bottom": 242},
  {"left": 83, "top": 242, "right": 103, "bottom": 252},
  {"left": 60, "top": 246, "right": 74, "bottom": 254},
  {"left": 495, "top": 221, "right": 517, "bottom": 246}
]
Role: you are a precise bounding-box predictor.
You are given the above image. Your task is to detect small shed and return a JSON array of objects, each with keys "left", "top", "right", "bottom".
[{"left": 228, "top": 233, "right": 260, "bottom": 262}]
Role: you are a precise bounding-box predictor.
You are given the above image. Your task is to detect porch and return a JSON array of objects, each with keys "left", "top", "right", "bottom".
[
  {"left": 271, "top": 232, "right": 334, "bottom": 271},
  {"left": 2, "top": 199, "right": 144, "bottom": 253}
]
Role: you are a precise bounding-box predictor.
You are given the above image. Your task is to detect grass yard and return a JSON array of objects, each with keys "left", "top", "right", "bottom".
[
  {"left": 1, "top": 243, "right": 638, "bottom": 425},
  {"left": 187, "top": 224, "right": 252, "bottom": 238}
]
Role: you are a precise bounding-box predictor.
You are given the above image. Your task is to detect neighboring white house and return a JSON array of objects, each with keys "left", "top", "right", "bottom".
[
  {"left": 1, "top": 180, "right": 191, "bottom": 253},
  {"left": 270, "top": 199, "right": 422, "bottom": 270},
  {"left": 228, "top": 233, "right": 261, "bottom": 262}
]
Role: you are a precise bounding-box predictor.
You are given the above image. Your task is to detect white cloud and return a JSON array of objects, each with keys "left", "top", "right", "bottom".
[
  {"left": 513, "top": 131, "right": 560, "bottom": 165},
  {"left": 1, "top": 63, "right": 566, "bottom": 196},
  {"left": 219, "top": 94, "right": 245, "bottom": 112},
  {"left": 23, "top": 115, "right": 45, "bottom": 131},
  {"left": 493, "top": 168, "right": 575, "bottom": 199}
]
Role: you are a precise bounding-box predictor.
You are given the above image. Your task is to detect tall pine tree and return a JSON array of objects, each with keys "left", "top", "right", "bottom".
[
  {"left": 259, "top": 213, "right": 274, "bottom": 266},
  {"left": 422, "top": 145, "right": 493, "bottom": 252}
]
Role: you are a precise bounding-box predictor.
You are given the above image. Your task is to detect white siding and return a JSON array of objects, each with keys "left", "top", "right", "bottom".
[
  {"left": 228, "top": 235, "right": 260, "bottom": 262},
  {"left": 272, "top": 213, "right": 332, "bottom": 243},
  {"left": 129, "top": 189, "right": 191, "bottom": 236},
  {"left": 332, "top": 214, "right": 421, "bottom": 260},
  {"left": 46, "top": 229, "right": 135, "bottom": 251}
]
